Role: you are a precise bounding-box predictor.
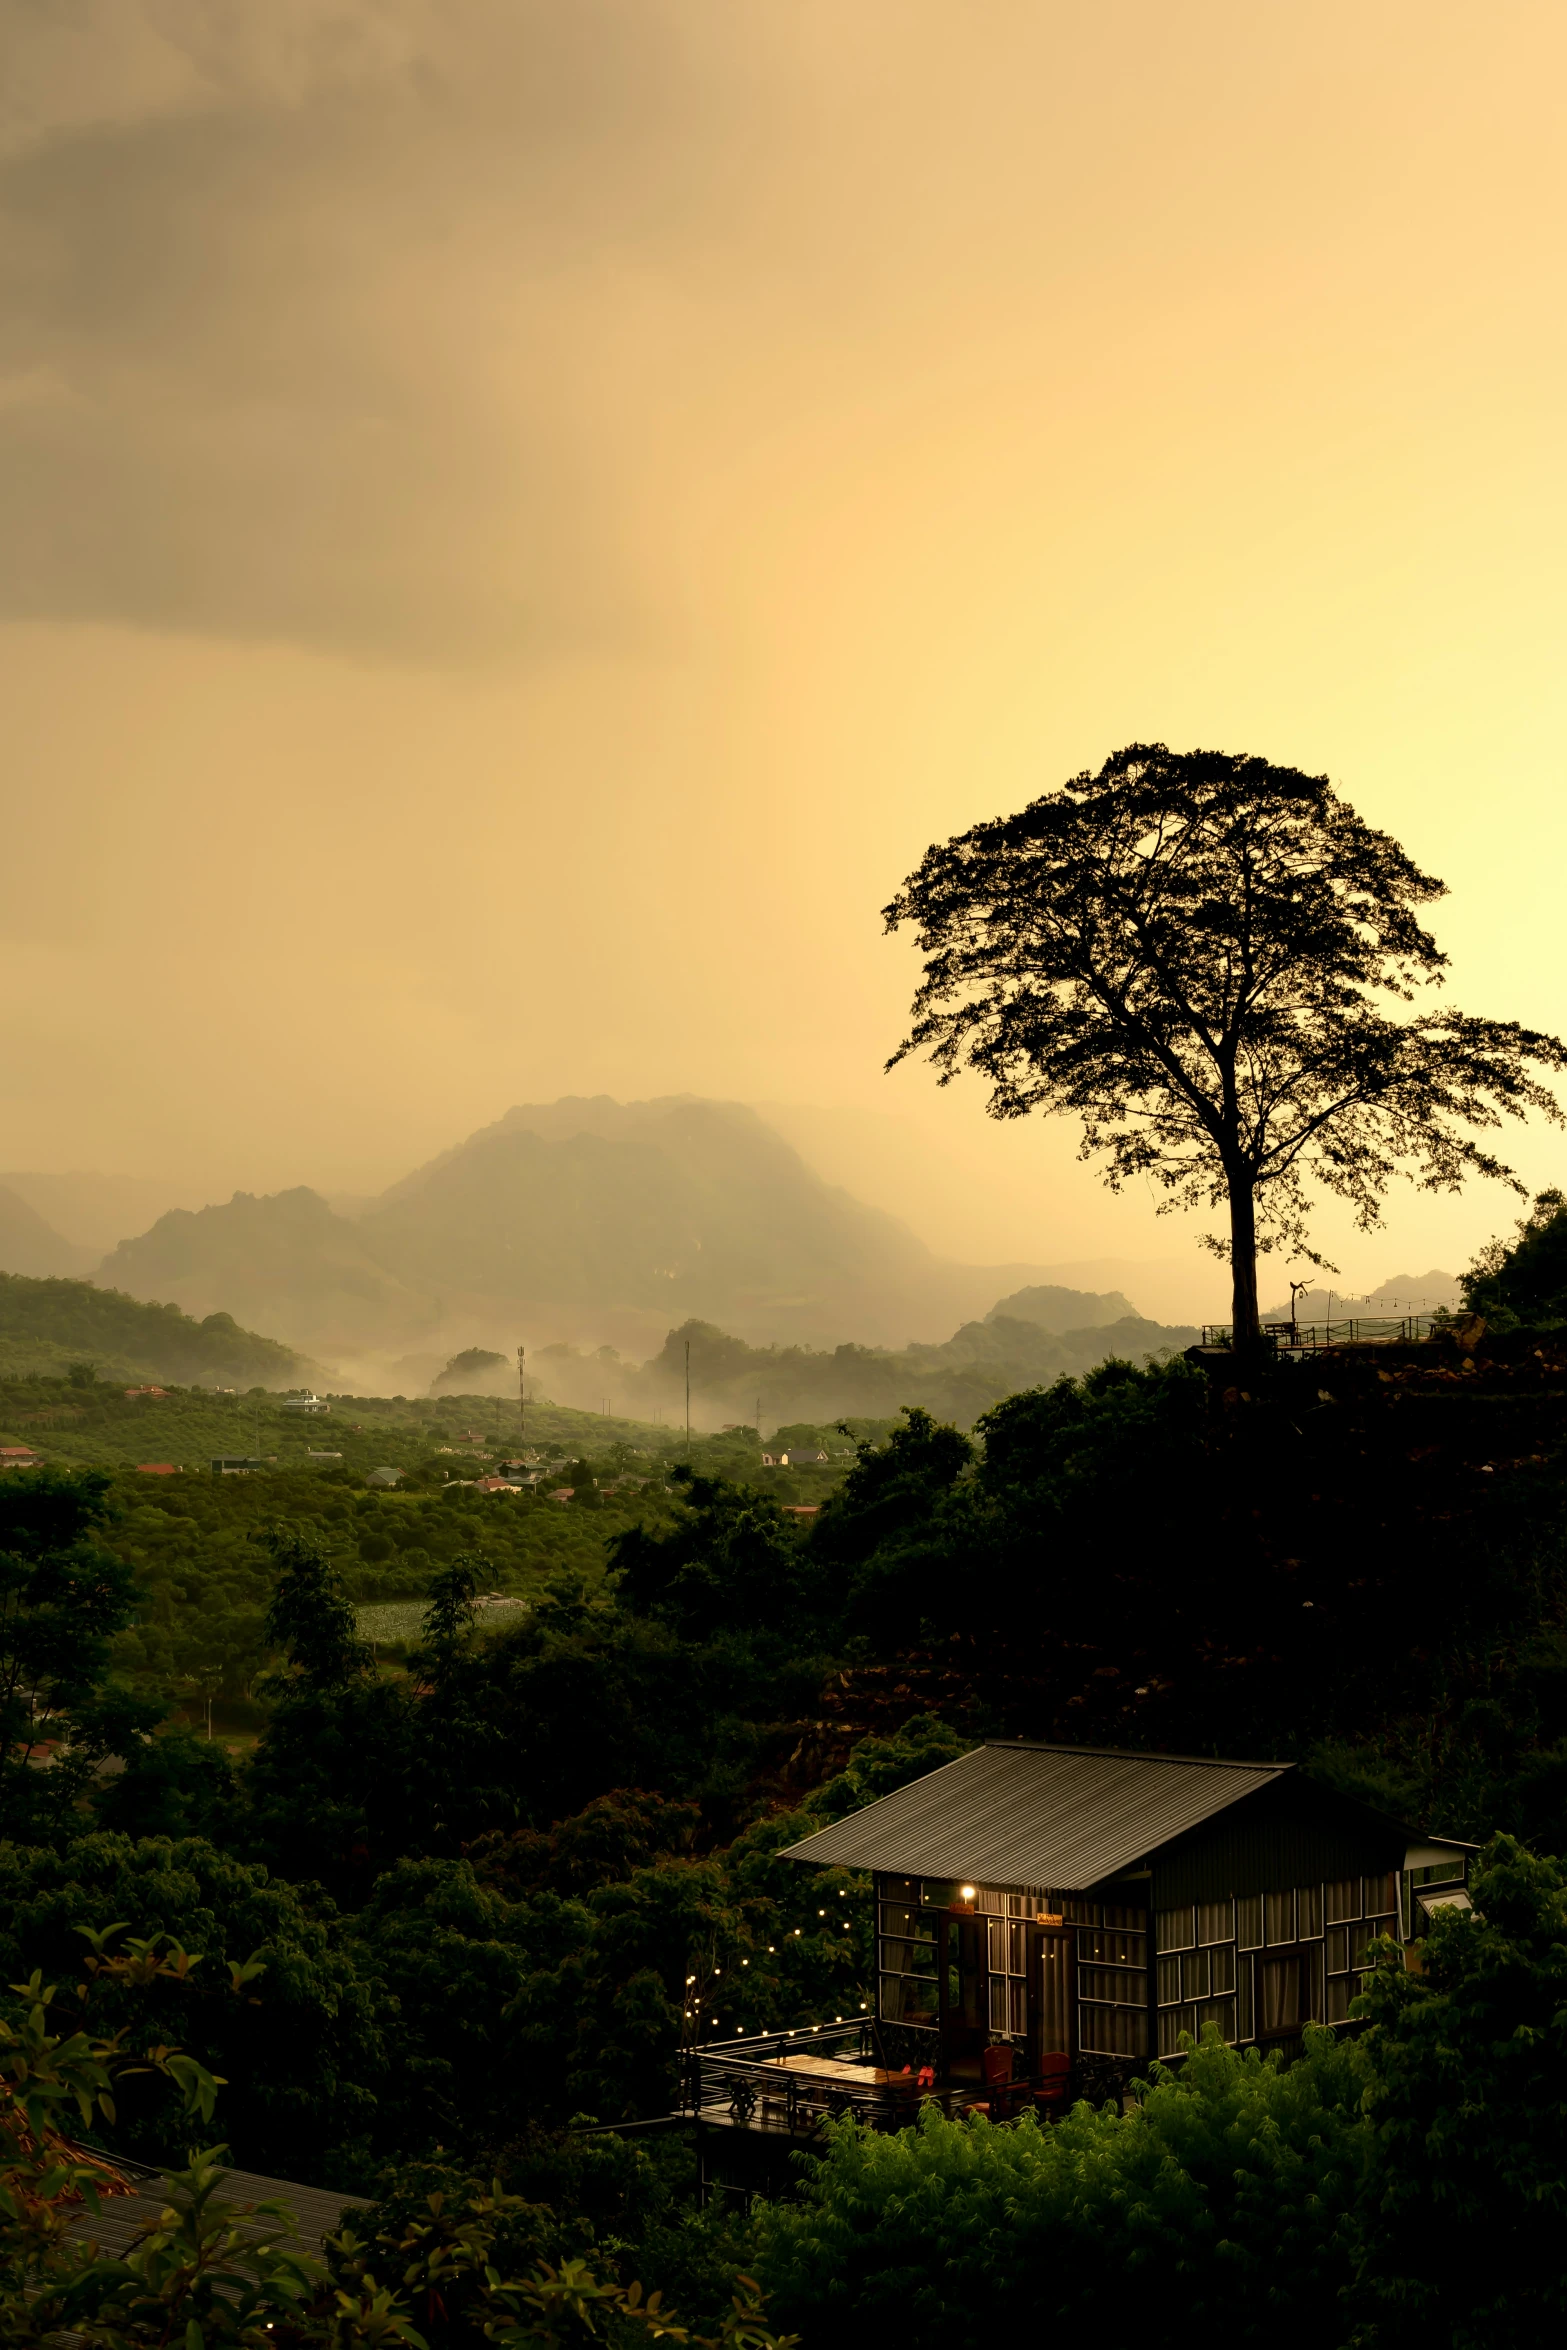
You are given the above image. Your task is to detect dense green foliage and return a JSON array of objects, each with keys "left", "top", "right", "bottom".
[
  {"left": 0, "top": 1368, "right": 683, "bottom": 1476},
  {"left": 0, "top": 1273, "right": 310, "bottom": 1387},
  {"left": 1352, "top": 1836, "right": 1567, "bottom": 2346},
  {"left": 6, "top": 1189, "right": 1567, "bottom": 2343},
  {"left": 0, "top": 1956, "right": 795, "bottom": 2345},
  {"left": 1463, "top": 1187, "right": 1567, "bottom": 1328},
  {"left": 754, "top": 1836, "right": 1567, "bottom": 2350},
  {"left": 757, "top": 2028, "right": 1372, "bottom": 2347},
  {"left": 0, "top": 1833, "right": 382, "bottom": 2176},
  {"left": 0, "top": 1470, "right": 145, "bottom": 1845}
]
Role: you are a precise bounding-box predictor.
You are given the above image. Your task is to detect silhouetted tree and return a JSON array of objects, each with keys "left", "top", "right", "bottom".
[
  {"left": 1462, "top": 1187, "right": 1567, "bottom": 1328},
  {"left": 885, "top": 743, "right": 1567, "bottom": 1347}
]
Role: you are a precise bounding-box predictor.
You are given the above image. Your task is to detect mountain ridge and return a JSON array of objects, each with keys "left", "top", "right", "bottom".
[{"left": 91, "top": 1096, "right": 1068, "bottom": 1367}]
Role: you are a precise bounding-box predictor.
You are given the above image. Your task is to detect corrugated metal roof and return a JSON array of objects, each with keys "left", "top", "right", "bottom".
[
  {"left": 65, "top": 2154, "right": 365, "bottom": 2263},
  {"left": 781, "top": 1742, "right": 1288, "bottom": 1891}
]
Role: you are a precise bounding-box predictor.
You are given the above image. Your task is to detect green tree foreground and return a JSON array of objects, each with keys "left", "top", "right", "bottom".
[
  {"left": 0, "top": 1936, "right": 796, "bottom": 2348},
  {"left": 753, "top": 1836, "right": 1567, "bottom": 2349}
]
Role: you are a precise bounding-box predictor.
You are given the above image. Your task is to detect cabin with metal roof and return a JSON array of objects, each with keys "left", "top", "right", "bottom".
[
  {"left": 674, "top": 1742, "right": 1472, "bottom": 2202},
  {"left": 781, "top": 1741, "right": 1472, "bottom": 2087}
]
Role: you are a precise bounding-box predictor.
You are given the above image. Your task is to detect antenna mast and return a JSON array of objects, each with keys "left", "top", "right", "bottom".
[
  {"left": 516, "top": 1344, "right": 526, "bottom": 1456},
  {"left": 685, "top": 1337, "right": 691, "bottom": 1459}
]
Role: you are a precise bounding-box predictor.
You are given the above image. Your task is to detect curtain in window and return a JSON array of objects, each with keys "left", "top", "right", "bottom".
[{"left": 1260, "top": 1956, "right": 1301, "bottom": 2034}]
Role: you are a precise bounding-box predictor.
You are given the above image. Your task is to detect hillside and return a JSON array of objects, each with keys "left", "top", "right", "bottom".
[
  {"left": 0, "top": 1273, "right": 315, "bottom": 1387},
  {"left": 98, "top": 1186, "right": 439, "bottom": 1358},
  {"left": 90, "top": 1097, "right": 1061, "bottom": 1366},
  {"left": 0, "top": 1367, "right": 679, "bottom": 1478},
  {"left": 531, "top": 1295, "right": 1202, "bottom": 1429},
  {"left": 359, "top": 1096, "right": 1051, "bottom": 1342},
  {"left": 984, "top": 1282, "right": 1136, "bottom": 1330},
  {"left": 0, "top": 1185, "right": 96, "bottom": 1279},
  {"left": 0, "top": 1172, "right": 203, "bottom": 1256}
]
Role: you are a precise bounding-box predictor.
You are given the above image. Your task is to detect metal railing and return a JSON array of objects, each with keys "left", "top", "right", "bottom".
[
  {"left": 678, "top": 2022, "right": 972, "bottom": 2134},
  {"left": 1201, "top": 1316, "right": 1442, "bottom": 1350}
]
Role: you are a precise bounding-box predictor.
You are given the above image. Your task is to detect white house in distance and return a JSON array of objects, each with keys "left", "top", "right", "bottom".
[{"left": 280, "top": 1391, "right": 331, "bottom": 1415}]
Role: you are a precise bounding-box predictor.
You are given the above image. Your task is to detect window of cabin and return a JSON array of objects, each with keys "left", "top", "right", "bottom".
[
  {"left": 1324, "top": 1874, "right": 1397, "bottom": 2020},
  {"left": 1264, "top": 1890, "right": 1296, "bottom": 1945},
  {"left": 1078, "top": 1915, "right": 1148, "bottom": 2056},
  {"left": 1259, "top": 1953, "right": 1303, "bottom": 2036},
  {"left": 987, "top": 1916, "right": 1030, "bottom": 2036},
  {"left": 1402, "top": 1857, "right": 1464, "bottom": 1938},
  {"left": 1159, "top": 1878, "right": 1357, "bottom": 2054},
  {"left": 1257, "top": 1941, "right": 1324, "bottom": 2040},
  {"left": 1197, "top": 1898, "right": 1234, "bottom": 1945},
  {"left": 1158, "top": 1920, "right": 1239, "bottom": 2055},
  {"left": 1364, "top": 1872, "right": 1397, "bottom": 1922},
  {"left": 1155, "top": 1906, "right": 1195, "bottom": 1952},
  {"left": 877, "top": 1884, "right": 941, "bottom": 2029}
]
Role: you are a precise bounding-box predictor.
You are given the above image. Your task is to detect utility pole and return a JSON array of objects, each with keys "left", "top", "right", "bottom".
[
  {"left": 516, "top": 1345, "right": 526, "bottom": 1456},
  {"left": 756, "top": 1394, "right": 762, "bottom": 1444},
  {"left": 685, "top": 1337, "right": 691, "bottom": 1459}
]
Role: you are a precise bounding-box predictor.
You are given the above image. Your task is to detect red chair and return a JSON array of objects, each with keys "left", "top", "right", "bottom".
[
  {"left": 975, "top": 2043, "right": 1028, "bottom": 2120},
  {"left": 1032, "top": 2054, "right": 1072, "bottom": 2118}
]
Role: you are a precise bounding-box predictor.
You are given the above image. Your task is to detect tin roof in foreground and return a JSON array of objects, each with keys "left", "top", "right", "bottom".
[{"left": 781, "top": 1742, "right": 1289, "bottom": 1891}]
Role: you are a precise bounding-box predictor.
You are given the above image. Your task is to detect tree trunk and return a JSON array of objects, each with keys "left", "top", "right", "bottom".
[{"left": 1228, "top": 1172, "right": 1262, "bottom": 1353}]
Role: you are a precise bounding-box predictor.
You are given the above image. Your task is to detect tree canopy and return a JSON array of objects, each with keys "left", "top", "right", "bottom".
[{"left": 885, "top": 743, "right": 1567, "bottom": 1343}]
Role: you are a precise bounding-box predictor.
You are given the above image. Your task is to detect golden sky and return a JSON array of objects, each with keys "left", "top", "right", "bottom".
[{"left": 3, "top": 0, "right": 1566, "bottom": 1310}]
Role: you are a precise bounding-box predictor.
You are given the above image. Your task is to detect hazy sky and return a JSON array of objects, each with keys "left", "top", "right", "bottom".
[{"left": 4, "top": 0, "right": 1566, "bottom": 1305}]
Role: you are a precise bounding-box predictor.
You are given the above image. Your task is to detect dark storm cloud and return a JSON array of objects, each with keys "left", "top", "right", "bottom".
[{"left": 0, "top": 0, "right": 798, "bottom": 659}]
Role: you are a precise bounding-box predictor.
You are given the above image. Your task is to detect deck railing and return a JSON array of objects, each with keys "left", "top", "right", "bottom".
[
  {"left": 1201, "top": 1316, "right": 1442, "bottom": 1350},
  {"left": 679, "top": 2022, "right": 966, "bottom": 2134}
]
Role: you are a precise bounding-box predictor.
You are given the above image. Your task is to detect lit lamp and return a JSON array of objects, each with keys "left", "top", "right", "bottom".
[{"left": 960, "top": 1885, "right": 976, "bottom": 1903}]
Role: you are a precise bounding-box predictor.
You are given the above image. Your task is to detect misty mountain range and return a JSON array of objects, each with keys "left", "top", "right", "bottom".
[
  {"left": 0, "top": 1097, "right": 1460, "bottom": 1414},
  {"left": 465, "top": 1284, "right": 1201, "bottom": 1432},
  {"left": 2, "top": 1099, "right": 1079, "bottom": 1374}
]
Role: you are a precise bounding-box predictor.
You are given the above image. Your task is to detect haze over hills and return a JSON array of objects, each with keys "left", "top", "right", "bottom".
[
  {"left": 0, "top": 1100, "right": 1469, "bottom": 1406},
  {"left": 99, "top": 1185, "right": 441, "bottom": 1362},
  {"left": 94, "top": 1097, "right": 1067, "bottom": 1376},
  {"left": 0, "top": 1186, "right": 96, "bottom": 1280},
  {"left": 516, "top": 1297, "right": 1205, "bottom": 1431},
  {"left": 0, "top": 1172, "right": 207, "bottom": 1257},
  {"left": 0, "top": 1273, "right": 314, "bottom": 1388}
]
